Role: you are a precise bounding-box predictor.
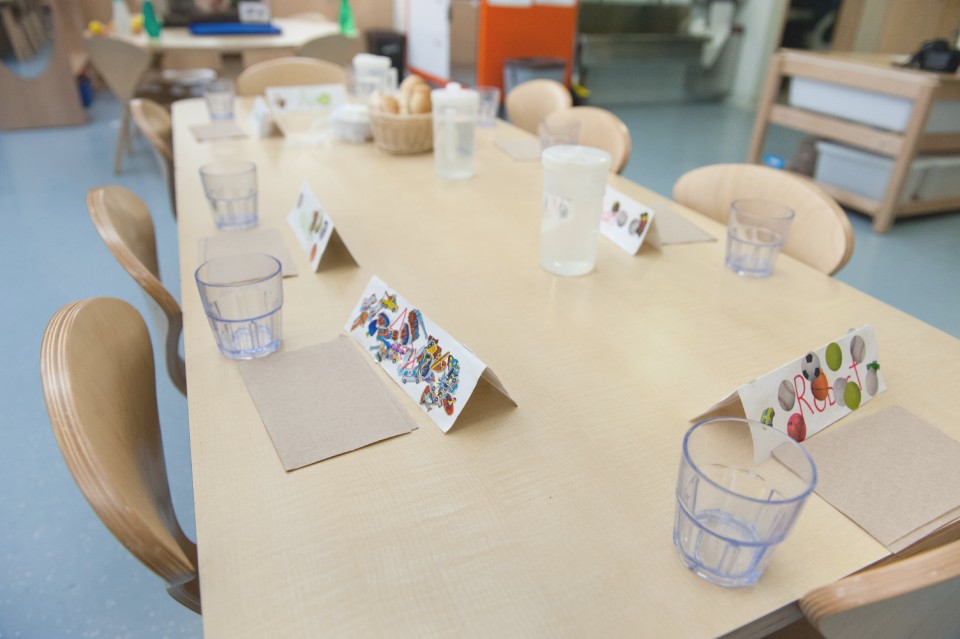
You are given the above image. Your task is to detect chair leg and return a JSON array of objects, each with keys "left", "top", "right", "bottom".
[{"left": 113, "top": 107, "right": 131, "bottom": 174}]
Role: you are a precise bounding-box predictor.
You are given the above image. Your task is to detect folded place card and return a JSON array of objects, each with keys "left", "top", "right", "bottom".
[
  {"left": 645, "top": 201, "right": 715, "bottom": 247},
  {"left": 601, "top": 185, "right": 656, "bottom": 254},
  {"left": 248, "top": 96, "right": 276, "bottom": 138},
  {"left": 777, "top": 406, "right": 960, "bottom": 552},
  {"left": 198, "top": 228, "right": 299, "bottom": 277},
  {"left": 190, "top": 121, "right": 248, "bottom": 142},
  {"left": 238, "top": 336, "right": 416, "bottom": 471},
  {"left": 695, "top": 325, "right": 886, "bottom": 461},
  {"left": 344, "top": 276, "right": 515, "bottom": 432},
  {"left": 286, "top": 182, "right": 356, "bottom": 271},
  {"left": 494, "top": 138, "right": 542, "bottom": 162},
  {"left": 265, "top": 84, "right": 347, "bottom": 113}
]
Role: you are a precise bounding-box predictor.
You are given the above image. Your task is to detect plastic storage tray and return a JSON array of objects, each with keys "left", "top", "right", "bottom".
[
  {"left": 790, "top": 78, "right": 960, "bottom": 134},
  {"left": 815, "top": 141, "right": 960, "bottom": 202}
]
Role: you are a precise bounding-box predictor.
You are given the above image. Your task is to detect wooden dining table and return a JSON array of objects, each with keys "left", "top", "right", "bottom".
[
  {"left": 172, "top": 97, "right": 960, "bottom": 638},
  {"left": 112, "top": 17, "right": 339, "bottom": 54}
]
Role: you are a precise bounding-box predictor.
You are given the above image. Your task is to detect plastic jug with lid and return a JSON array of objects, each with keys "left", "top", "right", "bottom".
[
  {"left": 431, "top": 83, "right": 479, "bottom": 179},
  {"left": 352, "top": 53, "right": 397, "bottom": 101}
]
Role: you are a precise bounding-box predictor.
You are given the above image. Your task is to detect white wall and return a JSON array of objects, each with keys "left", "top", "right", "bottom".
[{"left": 725, "top": 0, "right": 787, "bottom": 110}]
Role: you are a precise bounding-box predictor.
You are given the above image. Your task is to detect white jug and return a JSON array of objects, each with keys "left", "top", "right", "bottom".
[
  {"left": 352, "top": 53, "right": 397, "bottom": 101},
  {"left": 431, "top": 83, "right": 479, "bottom": 179}
]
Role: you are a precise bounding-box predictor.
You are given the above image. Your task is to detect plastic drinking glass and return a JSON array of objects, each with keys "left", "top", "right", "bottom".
[
  {"left": 540, "top": 145, "right": 612, "bottom": 276},
  {"left": 475, "top": 86, "right": 501, "bottom": 127},
  {"left": 725, "top": 199, "right": 795, "bottom": 277},
  {"left": 195, "top": 254, "right": 283, "bottom": 360},
  {"left": 539, "top": 115, "right": 580, "bottom": 151},
  {"left": 199, "top": 161, "right": 258, "bottom": 230},
  {"left": 674, "top": 417, "right": 817, "bottom": 587},
  {"left": 204, "top": 79, "right": 235, "bottom": 120}
]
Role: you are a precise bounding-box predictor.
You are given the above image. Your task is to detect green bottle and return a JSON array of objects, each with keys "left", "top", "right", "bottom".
[
  {"left": 143, "top": 0, "right": 162, "bottom": 39},
  {"left": 339, "top": 0, "right": 357, "bottom": 38}
]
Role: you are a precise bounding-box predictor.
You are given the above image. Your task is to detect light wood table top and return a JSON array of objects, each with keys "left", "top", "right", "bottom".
[
  {"left": 114, "top": 17, "right": 339, "bottom": 53},
  {"left": 173, "top": 98, "right": 960, "bottom": 638}
]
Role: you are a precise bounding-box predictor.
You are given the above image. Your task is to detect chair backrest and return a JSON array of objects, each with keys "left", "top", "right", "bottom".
[
  {"left": 84, "top": 35, "right": 153, "bottom": 102},
  {"left": 86, "top": 186, "right": 186, "bottom": 395},
  {"left": 40, "top": 297, "right": 200, "bottom": 613},
  {"left": 800, "top": 538, "right": 960, "bottom": 639},
  {"left": 504, "top": 79, "right": 572, "bottom": 135},
  {"left": 129, "top": 98, "right": 176, "bottom": 219},
  {"left": 545, "top": 106, "right": 632, "bottom": 174},
  {"left": 297, "top": 33, "right": 363, "bottom": 67},
  {"left": 235, "top": 56, "right": 347, "bottom": 96},
  {"left": 672, "top": 163, "right": 855, "bottom": 275}
]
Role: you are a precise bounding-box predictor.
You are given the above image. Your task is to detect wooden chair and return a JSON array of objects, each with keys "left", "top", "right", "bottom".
[
  {"left": 129, "top": 98, "right": 176, "bottom": 220},
  {"left": 86, "top": 185, "right": 187, "bottom": 395},
  {"left": 797, "top": 538, "right": 960, "bottom": 638},
  {"left": 40, "top": 297, "right": 200, "bottom": 613},
  {"left": 297, "top": 33, "right": 362, "bottom": 67},
  {"left": 83, "top": 35, "right": 153, "bottom": 173},
  {"left": 235, "top": 56, "right": 347, "bottom": 96},
  {"left": 544, "top": 106, "right": 632, "bottom": 175},
  {"left": 672, "top": 163, "right": 855, "bottom": 275},
  {"left": 504, "top": 79, "right": 572, "bottom": 136}
]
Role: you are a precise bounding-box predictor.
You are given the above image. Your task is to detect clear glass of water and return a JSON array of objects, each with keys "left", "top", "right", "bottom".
[
  {"left": 195, "top": 253, "right": 283, "bottom": 360},
  {"left": 204, "top": 78, "right": 235, "bottom": 120},
  {"left": 475, "top": 86, "right": 501, "bottom": 128},
  {"left": 540, "top": 145, "right": 612, "bottom": 276},
  {"left": 539, "top": 115, "right": 580, "bottom": 151},
  {"left": 199, "top": 161, "right": 258, "bottom": 230},
  {"left": 674, "top": 417, "right": 817, "bottom": 588},
  {"left": 725, "top": 199, "right": 795, "bottom": 277}
]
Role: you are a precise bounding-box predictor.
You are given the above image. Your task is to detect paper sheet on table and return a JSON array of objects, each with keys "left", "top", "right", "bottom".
[
  {"left": 645, "top": 202, "right": 715, "bottom": 246},
  {"left": 198, "top": 228, "right": 299, "bottom": 277},
  {"left": 777, "top": 406, "right": 960, "bottom": 552},
  {"left": 190, "top": 121, "right": 248, "bottom": 141},
  {"left": 238, "top": 336, "right": 416, "bottom": 471},
  {"left": 494, "top": 138, "right": 542, "bottom": 162}
]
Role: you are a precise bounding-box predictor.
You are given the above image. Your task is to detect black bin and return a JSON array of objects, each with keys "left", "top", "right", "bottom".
[{"left": 366, "top": 30, "right": 407, "bottom": 80}]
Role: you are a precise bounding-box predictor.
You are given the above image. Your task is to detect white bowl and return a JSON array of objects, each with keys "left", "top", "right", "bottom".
[{"left": 330, "top": 104, "right": 372, "bottom": 143}]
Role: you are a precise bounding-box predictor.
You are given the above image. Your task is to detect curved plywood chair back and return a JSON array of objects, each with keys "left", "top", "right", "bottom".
[
  {"left": 129, "top": 98, "right": 176, "bottom": 219},
  {"left": 505, "top": 79, "right": 572, "bottom": 135},
  {"left": 800, "top": 538, "right": 960, "bottom": 639},
  {"left": 546, "top": 106, "right": 632, "bottom": 174},
  {"left": 672, "top": 163, "right": 854, "bottom": 275},
  {"left": 297, "top": 34, "right": 363, "bottom": 66},
  {"left": 235, "top": 56, "right": 347, "bottom": 96},
  {"left": 86, "top": 186, "right": 186, "bottom": 395},
  {"left": 84, "top": 35, "right": 152, "bottom": 102},
  {"left": 41, "top": 298, "right": 200, "bottom": 613}
]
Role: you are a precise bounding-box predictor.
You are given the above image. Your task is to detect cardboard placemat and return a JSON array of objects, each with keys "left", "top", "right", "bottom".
[
  {"left": 190, "top": 121, "right": 248, "bottom": 142},
  {"left": 779, "top": 406, "right": 960, "bottom": 551},
  {"left": 198, "top": 228, "right": 299, "bottom": 277},
  {"left": 238, "top": 336, "right": 416, "bottom": 471},
  {"left": 494, "top": 138, "right": 542, "bottom": 162}
]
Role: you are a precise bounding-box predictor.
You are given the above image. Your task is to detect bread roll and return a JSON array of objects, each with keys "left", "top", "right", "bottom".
[
  {"left": 409, "top": 90, "right": 431, "bottom": 114},
  {"left": 368, "top": 90, "right": 384, "bottom": 113},
  {"left": 381, "top": 95, "right": 400, "bottom": 115},
  {"left": 399, "top": 74, "right": 426, "bottom": 93}
]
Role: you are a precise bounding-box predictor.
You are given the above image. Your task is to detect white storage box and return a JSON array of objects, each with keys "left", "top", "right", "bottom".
[
  {"left": 814, "top": 141, "right": 960, "bottom": 202},
  {"left": 790, "top": 78, "right": 960, "bottom": 134}
]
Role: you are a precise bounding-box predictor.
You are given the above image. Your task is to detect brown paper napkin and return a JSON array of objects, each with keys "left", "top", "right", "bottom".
[
  {"left": 198, "top": 228, "right": 299, "bottom": 277},
  {"left": 238, "top": 336, "right": 416, "bottom": 471},
  {"left": 494, "top": 138, "right": 542, "bottom": 162},
  {"left": 647, "top": 202, "right": 715, "bottom": 245},
  {"left": 190, "top": 121, "right": 248, "bottom": 141},
  {"left": 779, "top": 406, "right": 960, "bottom": 552}
]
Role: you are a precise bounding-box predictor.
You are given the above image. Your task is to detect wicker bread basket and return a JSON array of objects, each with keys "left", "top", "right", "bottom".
[{"left": 369, "top": 112, "right": 433, "bottom": 154}]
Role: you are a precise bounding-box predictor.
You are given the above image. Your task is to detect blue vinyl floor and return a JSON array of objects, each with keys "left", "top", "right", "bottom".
[{"left": 0, "top": 93, "right": 957, "bottom": 637}]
